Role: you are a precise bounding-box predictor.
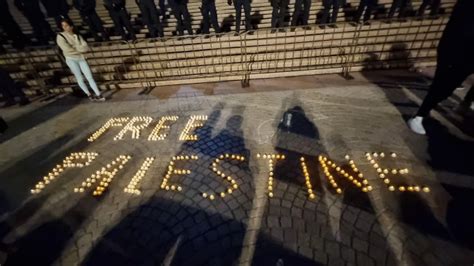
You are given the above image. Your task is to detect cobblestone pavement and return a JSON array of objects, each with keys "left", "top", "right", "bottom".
[{"left": 1, "top": 71, "right": 473, "bottom": 266}]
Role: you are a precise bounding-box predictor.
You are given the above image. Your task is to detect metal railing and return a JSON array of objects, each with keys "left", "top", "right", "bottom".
[{"left": 0, "top": 15, "right": 448, "bottom": 93}]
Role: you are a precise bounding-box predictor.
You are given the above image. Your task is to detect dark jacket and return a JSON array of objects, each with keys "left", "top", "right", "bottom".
[
  {"left": 40, "top": 0, "right": 70, "bottom": 17},
  {"left": 104, "top": 0, "right": 126, "bottom": 10},
  {"left": 437, "top": 0, "right": 474, "bottom": 63},
  {"left": 73, "top": 0, "right": 97, "bottom": 15}
]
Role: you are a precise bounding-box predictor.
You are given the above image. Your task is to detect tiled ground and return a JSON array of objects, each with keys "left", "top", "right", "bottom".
[{"left": 1, "top": 70, "right": 473, "bottom": 266}]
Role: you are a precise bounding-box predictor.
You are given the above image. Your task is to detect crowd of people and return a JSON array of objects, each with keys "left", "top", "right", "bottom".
[{"left": 0, "top": 0, "right": 444, "bottom": 48}]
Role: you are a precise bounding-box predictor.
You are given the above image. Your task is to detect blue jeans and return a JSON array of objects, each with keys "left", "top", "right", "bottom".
[{"left": 65, "top": 57, "right": 100, "bottom": 96}]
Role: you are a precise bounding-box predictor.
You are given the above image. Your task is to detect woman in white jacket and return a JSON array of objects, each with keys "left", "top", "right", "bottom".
[{"left": 57, "top": 18, "right": 105, "bottom": 101}]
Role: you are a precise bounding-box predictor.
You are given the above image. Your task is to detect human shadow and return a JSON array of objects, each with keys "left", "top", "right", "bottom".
[
  {"left": 0, "top": 121, "right": 93, "bottom": 216},
  {"left": 83, "top": 105, "right": 257, "bottom": 265},
  {"left": 251, "top": 99, "right": 396, "bottom": 265},
  {"left": 4, "top": 195, "right": 100, "bottom": 266}
]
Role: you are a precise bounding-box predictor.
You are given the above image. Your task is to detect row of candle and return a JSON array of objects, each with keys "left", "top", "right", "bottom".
[{"left": 124, "top": 157, "right": 155, "bottom": 195}]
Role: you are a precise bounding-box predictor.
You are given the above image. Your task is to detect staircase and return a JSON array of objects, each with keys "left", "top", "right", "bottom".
[{"left": 0, "top": 0, "right": 455, "bottom": 95}]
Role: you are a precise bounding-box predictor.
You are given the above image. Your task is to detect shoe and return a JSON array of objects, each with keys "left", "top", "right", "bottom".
[
  {"left": 407, "top": 116, "right": 426, "bottom": 135},
  {"left": 94, "top": 95, "right": 106, "bottom": 102}
]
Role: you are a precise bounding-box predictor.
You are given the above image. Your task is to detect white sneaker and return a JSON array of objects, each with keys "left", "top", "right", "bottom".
[{"left": 408, "top": 116, "right": 426, "bottom": 135}]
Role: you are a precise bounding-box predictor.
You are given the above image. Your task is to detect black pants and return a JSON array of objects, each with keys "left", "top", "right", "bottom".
[
  {"left": 201, "top": 1, "right": 219, "bottom": 34},
  {"left": 159, "top": 0, "right": 166, "bottom": 17},
  {"left": 108, "top": 8, "right": 135, "bottom": 40},
  {"left": 0, "top": 13, "right": 28, "bottom": 49},
  {"left": 417, "top": 59, "right": 474, "bottom": 117},
  {"left": 170, "top": 2, "right": 193, "bottom": 35},
  {"left": 388, "top": 0, "right": 409, "bottom": 18},
  {"left": 291, "top": 0, "right": 311, "bottom": 26},
  {"left": 417, "top": 0, "right": 441, "bottom": 16},
  {"left": 139, "top": 0, "right": 164, "bottom": 37},
  {"left": 271, "top": 0, "right": 289, "bottom": 28},
  {"left": 354, "top": 0, "right": 378, "bottom": 22},
  {"left": 233, "top": 0, "right": 251, "bottom": 32},
  {"left": 321, "top": 0, "right": 340, "bottom": 24},
  {"left": 81, "top": 11, "right": 109, "bottom": 41},
  {"left": 0, "top": 82, "right": 27, "bottom": 104},
  {"left": 23, "top": 11, "right": 54, "bottom": 45}
]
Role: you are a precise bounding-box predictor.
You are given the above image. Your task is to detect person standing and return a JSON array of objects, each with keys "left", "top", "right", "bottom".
[
  {"left": 14, "top": 0, "right": 54, "bottom": 45},
  {"left": 271, "top": 0, "right": 289, "bottom": 29},
  {"left": 57, "top": 18, "right": 105, "bottom": 101},
  {"left": 201, "top": 0, "right": 220, "bottom": 34},
  {"left": 0, "top": 0, "right": 28, "bottom": 49},
  {"left": 291, "top": 0, "right": 311, "bottom": 26},
  {"left": 387, "top": 0, "right": 409, "bottom": 19},
  {"left": 417, "top": 0, "right": 441, "bottom": 17},
  {"left": 169, "top": 0, "right": 193, "bottom": 35},
  {"left": 136, "top": 0, "right": 164, "bottom": 37},
  {"left": 321, "top": 0, "right": 341, "bottom": 25},
  {"left": 40, "top": 0, "right": 71, "bottom": 29},
  {"left": 354, "top": 0, "right": 378, "bottom": 24},
  {"left": 74, "top": 0, "right": 110, "bottom": 41},
  {"left": 104, "top": 0, "right": 136, "bottom": 41},
  {"left": 228, "top": 0, "right": 252, "bottom": 32},
  {"left": 407, "top": 0, "right": 474, "bottom": 134}
]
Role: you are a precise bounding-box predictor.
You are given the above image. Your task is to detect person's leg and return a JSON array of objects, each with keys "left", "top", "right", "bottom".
[
  {"left": 271, "top": 1, "right": 279, "bottom": 28},
  {"left": 388, "top": 0, "right": 400, "bottom": 18},
  {"left": 430, "top": 0, "right": 440, "bottom": 16},
  {"left": 109, "top": 10, "right": 127, "bottom": 39},
  {"left": 146, "top": 0, "right": 163, "bottom": 37},
  {"left": 321, "top": 0, "right": 331, "bottom": 24},
  {"left": 170, "top": 3, "right": 184, "bottom": 35},
  {"left": 234, "top": 1, "right": 242, "bottom": 32},
  {"left": 364, "top": 0, "right": 376, "bottom": 21},
  {"left": 302, "top": 0, "right": 311, "bottom": 25},
  {"left": 90, "top": 11, "right": 109, "bottom": 41},
  {"left": 291, "top": 0, "right": 302, "bottom": 26},
  {"left": 1, "top": 13, "right": 27, "bottom": 49},
  {"left": 0, "top": 85, "right": 15, "bottom": 105},
  {"left": 398, "top": 0, "right": 408, "bottom": 18},
  {"left": 354, "top": 0, "right": 366, "bottom": 22},
  {"left": 78, "top": 59, "right": 102, "bottom": 97},
  {"left": 417, "top": 64, "right": 471, "bottom": 117},
  {"left": 83, "top": 14, "right": 101, "bottom": 41},
  {"left": 243, "top": 0, "right": 251, "bottom": 31},
  {"left": 119, "top": 9, "right": 136, "bottom": 39},
  {"left": 202, "top": 3, "right": 211, "bottom": 34},
  {"left": 180, "top": 4, "right": 193, "bottom": 34},
  {"left": 417, "top": 0, "right": 428, "bottom": 16},
  {"left": 279, "top": 0, "right": 288, "bottom": 27},
  {"left": 159, "top": 0, "right": 166, "bottom": 19},
  {"left": 331, "top": 0, "right": 340, "bottom": 23},
  {"left": 209, "top": 1, "right": 220, "bottom": 33},
  {"left": 66, "top": 58, "right": 91, "bottom": 96}
]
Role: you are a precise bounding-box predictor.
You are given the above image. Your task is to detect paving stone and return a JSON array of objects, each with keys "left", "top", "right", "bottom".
[
  {"left": 352, "top": 237, "right": 369, "bottom": 253},
  {"left": 341, "top": 246, "right": 356, "bottom": 262},
  {"left": 356, "top": 252, "right": 375, "bottom": 266}
]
